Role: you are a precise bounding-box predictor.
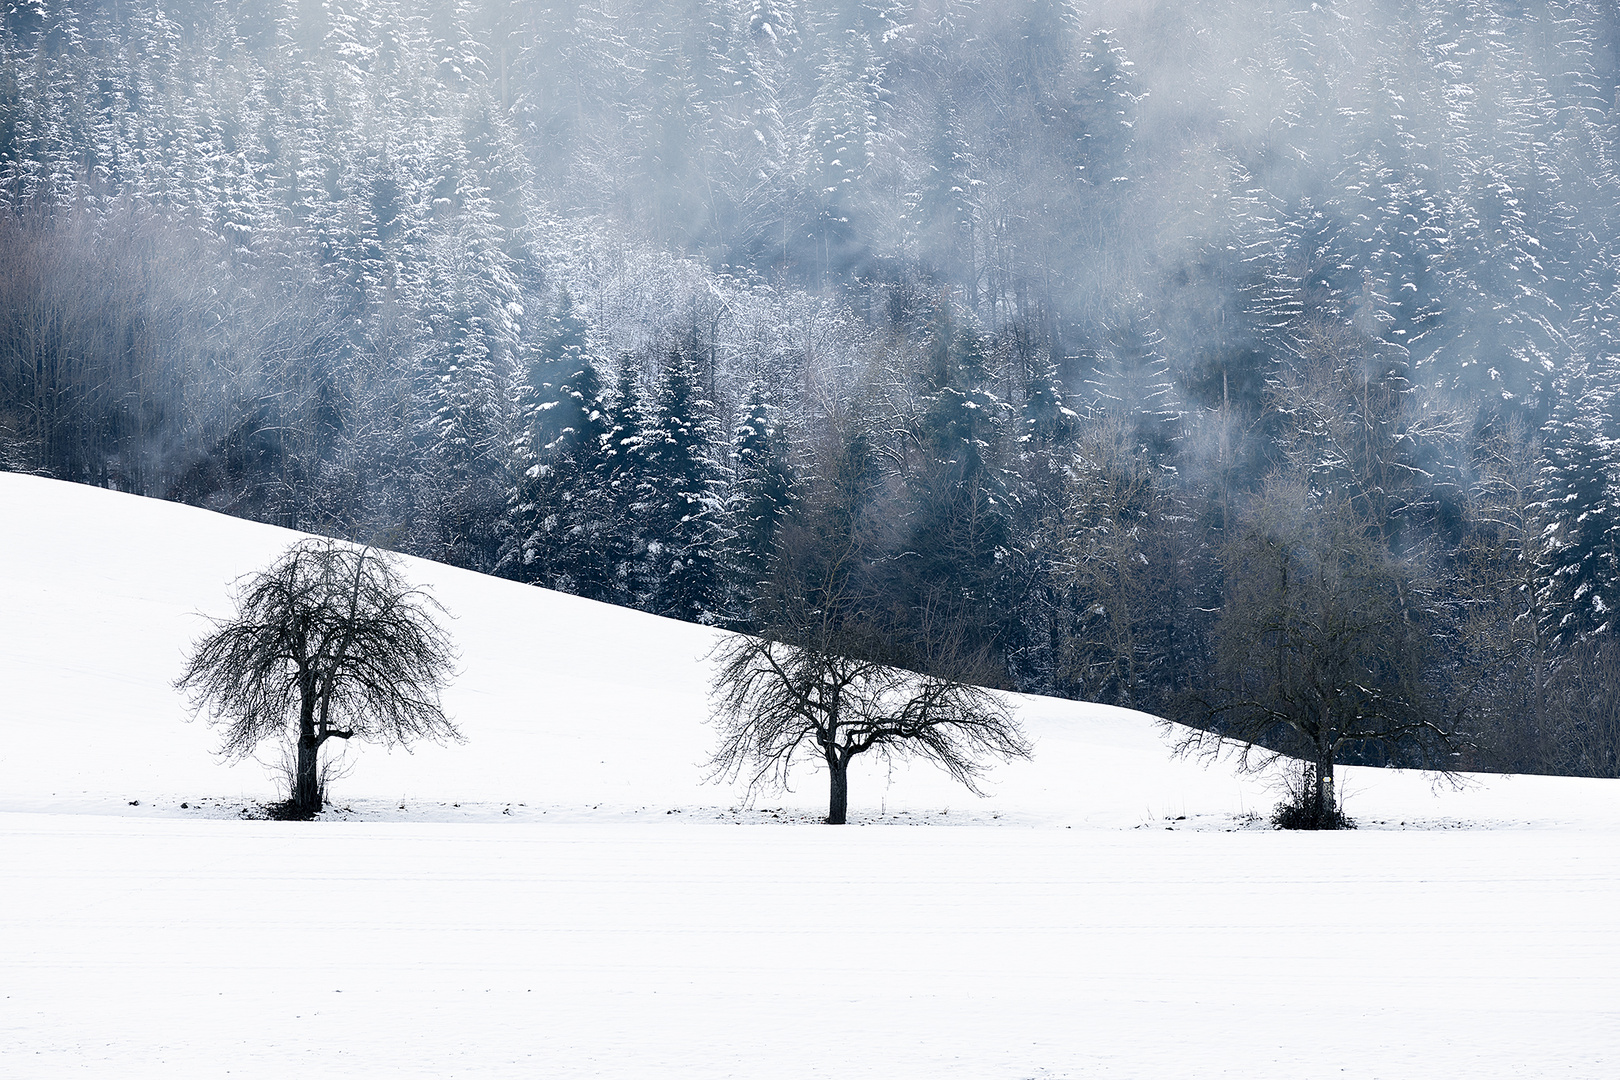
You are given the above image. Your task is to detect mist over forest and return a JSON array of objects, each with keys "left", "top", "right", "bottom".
[{"left": 4, "top": 0, "right": 1620, "bottom": 777}]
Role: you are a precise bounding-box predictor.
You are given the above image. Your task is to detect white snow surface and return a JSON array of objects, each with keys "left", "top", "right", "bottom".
[{"left": 2, "top": 472, "right": 1617, "bottom": 1078}]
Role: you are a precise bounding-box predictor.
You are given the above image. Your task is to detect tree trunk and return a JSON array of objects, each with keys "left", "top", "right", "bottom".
[
  {"left": 826, "top": 755, "right": 849, "bottom": 825},
  {"left": 293, "top": 683, "right": 321, "bottom": 816},
  {"left": 294, "top": 734, "right": 322, "bottom": 816},
  {"left": 1532, "top": 644, "right": 1546, "bottom": 758},
  {"left": 1315, "top": 754, "right": 1335, "bottom": 825}
]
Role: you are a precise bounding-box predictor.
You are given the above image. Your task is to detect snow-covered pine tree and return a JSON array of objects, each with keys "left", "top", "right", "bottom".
[
  {"left": 503, "top": 290, "right": 617, "bottom": 592},
  {"left": 723, "top": 382, "right": 795, "bottom": 628},
  {"left": 415, "top": 129, "right": 520, "bottom": 571},
  {"left": 578, "top": 357, "right": 655, "bottom": 608},
  {"left": 894, "top": 301, "right": 1016, "bottom": 670},
  {"left": 615, "top": 0, "right": 727, "bottom": 250},
  {"left": 795, "top": 5, "right": 881, "bottom": 283},
  {"left": 1085, "top": 301, "right": 1181, "bottom": 463},
  {"left": 636, "top": 343, "right": 728, "bottom": 623},
  {"left": 910, "top": 92, "right": 978, "bottom": 298},
  {"left": 1536, "top": 359, "right": 1620, "bottom": 645},
  {"left": 1069, "top": 28, "right": 1140, "bottom": 193},
  {"left": 1423, "top": 8, "right": 1567, "bottom": 409},
  {"left": 718, "top": 0, "right": 793, "bottom": 265},
  {"left": 1001, "top": 349, "right": 1082, "bottom": 696}
]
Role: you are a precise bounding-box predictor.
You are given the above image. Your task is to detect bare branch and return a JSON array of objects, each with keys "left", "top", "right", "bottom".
[
  {"left": 707, "top": 630, "right": 1030, "bottom": 823},
  {"left": 175, "top": 538, "right": 458, "bottom": 814}
]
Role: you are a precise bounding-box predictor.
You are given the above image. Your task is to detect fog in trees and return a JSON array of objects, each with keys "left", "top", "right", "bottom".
[{"left": 8, "top": 1, "right": 1620, "bottom": 780}]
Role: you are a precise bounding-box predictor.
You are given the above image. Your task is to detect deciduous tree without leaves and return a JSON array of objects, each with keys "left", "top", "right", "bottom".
[
  {"left": 176, "top": 538, "right": 459, "bottom": 816},
  {"left": 1173, "top": 482, "right": 1461, "bottom": 826},
  {"left": 707, "top": 633, "right": 1032, "bottom": 824}
]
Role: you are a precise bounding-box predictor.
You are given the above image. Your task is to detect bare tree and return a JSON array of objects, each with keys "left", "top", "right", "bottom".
[
  {"left": 176, "top": 538, "right": 459, "bottom": 816},
  {"left": 707, "top": 633, "right": 1031, "bottom": 824},
  {"left": 1173, "top": 480, "right": 1462, "bottom": 826},
  {"left": 710, "top": 409, "right": 1030, "bottom": 824}
]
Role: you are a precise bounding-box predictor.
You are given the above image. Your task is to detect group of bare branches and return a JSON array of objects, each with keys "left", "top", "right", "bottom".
[
  {"left": 178, "top": 535, "right": 1031, "bottom": 823},
  {"left": 707, "top": 633, "right": 1031, "bottom": 825},
  {"left": 176, "top": 539, "right": 460, "bottom": 817}
]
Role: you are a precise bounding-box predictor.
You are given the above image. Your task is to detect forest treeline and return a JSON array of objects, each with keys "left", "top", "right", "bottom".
[{"left": 3, "top": 0, "right": 1620, "bottom": 776}]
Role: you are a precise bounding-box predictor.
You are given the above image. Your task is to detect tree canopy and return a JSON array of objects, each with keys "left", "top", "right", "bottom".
[
  {"left": 176, "top": 538, "right": 459, "bottom": 816},
  {"left": 708, "top": 631, "right": 1030, "bottom": 824}
]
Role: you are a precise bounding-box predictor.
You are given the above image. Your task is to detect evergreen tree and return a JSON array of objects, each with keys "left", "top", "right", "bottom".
[
  {"left": 795, "top": 8, "right": 880, "bottom": 283},
  {"left": 637, "top": 345, "right": 728, "bottom": 623},
  {"left": 719, "top": 0, "right": 793, "bottom": 266},
  {"left": 1537, "top": 363, "right": 1620, "bottom": 645},
  {"left": 724, "top": 383, "right": 795, "bottom": 627},
  {"left": 624, "top": 0, "right": 722, "bottom": 249},
  {"left": 894, "top": 302, "right": 1015, "bottom": 670},
  {"left": 517, "top": 290, "right": 597, "bottom": 455},
  {"left": 576, "top": 357, "right": 654, "bottom": 608},
  {"left": 911, "top": 92, "right": 977, "bottom": 292},
  {"left": 414, "top": 134, "right": 520, "bottom": 570},
  {"left": 503, "top": 290, "right": 615, "bottom": 592},
  {"left": 1002, "top": 350, "right": 1081, "bottom": 695},
  {"left": 1069, "top": 29, "right": 1140, "bottom": 191},
  {"left": 1086, "top": 302, "right": 1181, "bottom": 462}
]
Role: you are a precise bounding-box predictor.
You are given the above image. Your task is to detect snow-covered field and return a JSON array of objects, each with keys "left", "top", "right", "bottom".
[{"left": 3, "top": 472, "right": 1617, "bottom": 1078}]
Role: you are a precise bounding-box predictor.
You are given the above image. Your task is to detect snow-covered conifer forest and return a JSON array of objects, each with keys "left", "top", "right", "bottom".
[{"left": 4, "top": 0, "right": 1620, "bottom": 775}]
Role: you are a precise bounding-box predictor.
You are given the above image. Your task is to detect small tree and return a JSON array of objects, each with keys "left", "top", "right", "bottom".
[
  {"left": 707, "top": 634, "right": 1032, "bottom": 824},
  {"left": 176, "top": 538, "right": 459, "bottom": 817}
]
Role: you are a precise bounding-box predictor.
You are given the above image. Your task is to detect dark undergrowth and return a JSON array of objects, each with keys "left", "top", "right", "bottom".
[
  {"left": 240, "top": 799, "right": 319, "bottom": 821},
  {"left": 1271, "top": 766, "right": 1356, "bottom": 830}
]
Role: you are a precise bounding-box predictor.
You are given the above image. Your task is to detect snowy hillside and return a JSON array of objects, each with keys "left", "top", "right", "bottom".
[
  {"left": 4, "top": 474, "right": 1619, "bottom": 1080},
  {"left": 1, "top": 471, "right": 1608, "bottom": 828}
]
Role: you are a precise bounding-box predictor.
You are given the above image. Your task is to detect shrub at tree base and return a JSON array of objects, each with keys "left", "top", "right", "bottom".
[
  {"left": 250, "top": 799, "right": 322, "bottom": 822},
  {"left": 1270, "top": 766, "right": 1355, "bottom": 831}
]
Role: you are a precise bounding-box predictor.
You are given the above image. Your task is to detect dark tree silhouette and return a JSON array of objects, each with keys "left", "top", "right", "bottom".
[
  {"left": 707, "top": 633, "right": 1031, "bottom": 824},
  {"left": 176, "top": 538, "right": 459, "bottom": 817}
]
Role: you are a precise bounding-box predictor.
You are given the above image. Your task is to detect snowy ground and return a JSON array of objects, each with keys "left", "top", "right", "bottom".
[{"left": 3, "top": 473, "right": 1618, "bottom": 1077}]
